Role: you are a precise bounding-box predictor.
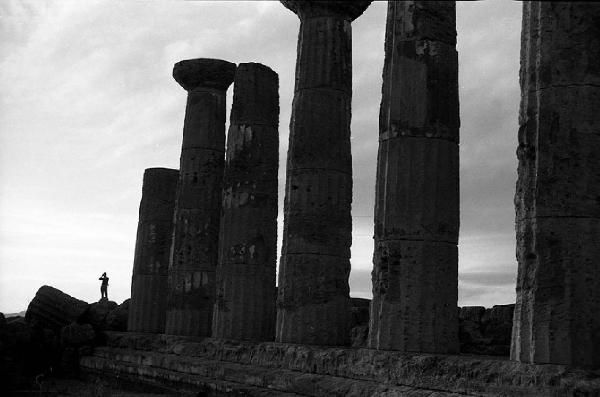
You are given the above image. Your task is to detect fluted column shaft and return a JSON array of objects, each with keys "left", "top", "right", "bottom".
[
  {"left": 511, "top": 2, "right": 600, "bottom": 367},
  {"left": 166, "top": 59, "right": 236, "bottom": 337},
  {"left": 128, "top": 168, "right": 178, "bottom": 333},
  {"left": 368, "top": 1, "right": 459, "bottom": 353},
  {"left": 213, "top": 63, "right": 279, "bottom": 341},
  {"left": 277, "top": 1, "right": 371, "bottom": 346}
]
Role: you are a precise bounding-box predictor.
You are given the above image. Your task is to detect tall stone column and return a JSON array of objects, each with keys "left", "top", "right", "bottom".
[
  {"left": 512, "top": 2, "right": 600, "bottom": 367},
  {"left": 128, "top": 168, "right": 179, "bottom": 333},
  {"left": 276, "top": 0, "right": 372, "bottom": 346},
  {"left": 165, "top": 58, "right": 236, "bottom": 337},
  {"left": 368, "top": 1, "right": 459, "bottom": 353},
  {"left": 213, "top": 63, "right": 279, "bottom": 341}
]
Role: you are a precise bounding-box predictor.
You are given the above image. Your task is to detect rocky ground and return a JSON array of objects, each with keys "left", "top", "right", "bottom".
[
  {"left": 0, "top": 286, "right": 129, "bottom": 394},
  {"left": 2, "top": 285, "right": 518, "bottom": 395}
]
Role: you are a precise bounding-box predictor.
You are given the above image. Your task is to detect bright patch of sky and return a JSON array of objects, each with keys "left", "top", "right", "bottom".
[{"left": 0, "top": 1, "right": 521, "bottom": 312}]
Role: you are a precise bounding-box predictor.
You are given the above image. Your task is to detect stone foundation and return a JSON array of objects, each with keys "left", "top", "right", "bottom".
[{"left": 80, "top": 332, "right": 600, "bottom": 396}]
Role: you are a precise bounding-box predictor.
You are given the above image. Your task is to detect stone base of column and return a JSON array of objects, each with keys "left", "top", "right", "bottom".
[
  {"left": 369, "top": 240, "right": 458, "bottom": 353},
  {"left": 276, "top": 253, "right": 350, "bottom": 346},
  {"left": 213, "top": 264, "right": 275, "bottom": 341},
  {"left": 165, "top": 309, "right": 211, "bottom": 337},
  {"left": 166, "top": 266, "right": 215, "bottom": 337},
  {"left": 512, "top": 217, "right": 600, "bottom": 367},
  {"left": 128, "top": 274, "right": 168, "bottom": 334}
]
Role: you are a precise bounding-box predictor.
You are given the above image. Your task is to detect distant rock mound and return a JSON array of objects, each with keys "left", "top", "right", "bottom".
[
  {"left": 459, "top": 304, "right": 515, "bottom": 356},
  {"left": 25, "top": 285, "right": 89, "bottom": 330},
  {"left": 350, "top": 297, "right": 370, "bottom": 348}
]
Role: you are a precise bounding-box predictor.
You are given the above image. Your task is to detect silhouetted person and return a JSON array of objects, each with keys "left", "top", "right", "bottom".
[{"left": 99, "top": 272, "right": 109, "bottom": 300}]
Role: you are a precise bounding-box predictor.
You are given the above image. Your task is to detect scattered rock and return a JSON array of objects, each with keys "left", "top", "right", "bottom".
[
  {"left": 60, "top": 346, "right": 80, "bottom": 377},
  {"left": 350, "top": 297, "right": 370, "bottom": 348},
  {"left": 105, "top": 299, "right": 130, "bottom": 331},
  {"left": 350, "top": 297, "right": 370, "bottom": 327},
  {"left": 60, "top": 323, "right": 95, "bottom": 347},
  {"left": 459, "top": 304, "right": 515, "bottom": 356},
  {"left": 459, "top": 306, "right": 485, "bottom": 323},
  {"left": 26, "top": 286, "right": 89, "bottom": 331},
  {"left": 0, "top": 316, "right": 59, "bottom": 390},
  {"left": 80, "top": 299, "right": 118, "bottom": 331}
]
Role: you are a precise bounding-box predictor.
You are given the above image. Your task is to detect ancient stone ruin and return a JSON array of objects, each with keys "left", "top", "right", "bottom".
[
  {"left": 511, "top": 1, "right": 600, "bottom": 368},
  {"left": 369, "top": 0, "right": 460, "bottom": 354},
  {"left": 4, "top": 1, "right": 600, "bottom": 395},
  {"left": 276, "top": 0, "right": 372, "bottom": 347},
  {"left": 166, "top": 59, "right": 236, "bottom": 337},
  {"left": 128, "top": 167, "right": 178, "bottom": 334},
  {"left": 213, "top": 62, "right": 279, "bottom": 341}
]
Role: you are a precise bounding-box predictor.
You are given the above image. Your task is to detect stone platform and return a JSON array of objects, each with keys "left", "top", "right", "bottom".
[{"left": 80, "top": 332, "right": 600, "bottom": 396}]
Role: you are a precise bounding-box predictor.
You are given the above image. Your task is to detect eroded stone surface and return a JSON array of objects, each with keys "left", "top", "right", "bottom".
[
  {"left": 81, "top": 299, "right": 118, "bottom": 331},
  {"left": 276, "top": 0, "right": 371, "bottom": 347},
  {"left": 25, "top": 285, "right": 89, "bottom": 331},
  {"left": 213, "top": 63, "right": 279, "bottom": 342},
  {"left": 81, "top": 332, "right": 600, "bottom": 396},
  {"left": 512, "top": 2, "right": 600, "bottom": 368},
  {"left": 369, "top": 0, "right": 459, "bottom": 354},
  {"left": 128, "top": 168, "right": 178, "bottom": 334},
  {"left": 61, "top": 323, "right": 95, "bottom": 348},
  {"left": 460, "top": 304, "right": 514, "bottom": 356},
  {"left": 107, "top": 299, "right": 130, "bottom": 332},
  {"left": 166, "top": 58, "right": 236, "bottom": 337}
]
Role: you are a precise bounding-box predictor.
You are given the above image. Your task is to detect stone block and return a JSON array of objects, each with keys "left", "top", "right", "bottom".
[
  {"left": 25, "top": 285, "right": 89, "bottom": 331},
  {"left": 60, "top": 323, "right": 95, "bottom": 347},
  {"left": 369, "top": 240, "right": 458, "bottom": 353}
]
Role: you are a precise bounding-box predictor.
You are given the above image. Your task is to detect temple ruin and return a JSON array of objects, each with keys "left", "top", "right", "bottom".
[
  {"left": 511, "top": 1, "right": 600, "bottom": 368},
  {"left": 369, "top": 0, "right": 460, "bottom": 354},
  {"left": 276, "top": 0, "right": 372, "bottom": 347},
  {"left": 128, "top": 168, "right": 179, "bottom": 333},
  {"left": 8, "top": 1, "right": 599, "bottom": 395},
  {"left": 165, "top": 58, "right": 236, "bottom": 337},
  {"left": 212, "top": 62, "right": 279, "bottom": 341}
]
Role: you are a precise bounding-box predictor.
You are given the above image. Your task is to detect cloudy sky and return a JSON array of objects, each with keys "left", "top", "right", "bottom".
[{"left": 0, "top": 0, "right": 521, "bottom": 313}]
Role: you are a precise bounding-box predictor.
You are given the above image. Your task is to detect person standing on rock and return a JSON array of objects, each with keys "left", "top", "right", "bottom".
[{"left": 99, "top": 272, "right": 109, "bottom": 300}]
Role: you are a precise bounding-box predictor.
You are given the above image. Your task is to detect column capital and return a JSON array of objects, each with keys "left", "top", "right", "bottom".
[
  {"left": 281, "top": 0, "right": 372, "bottom": 21},
  {"left": 173, "top": 58, "right": 236, "bottom": 92}
]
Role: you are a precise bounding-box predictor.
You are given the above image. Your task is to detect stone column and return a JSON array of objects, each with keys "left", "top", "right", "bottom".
[
  {"left": 276, "top": 0, "right": 372, "bottom": 346},
  {"left": 212, "top": 63, "right": 279, "bottom": 341},
  {"left": 165, "top": 58, "right": 236, "bottom": 337},
  {"left": 368, "top": 1, "right": 459, "bottom": 353},
  {"left": 128, "top": 168, "right": 178, "bottom": 333},
  {"left": 512, "top": 2, "right": 600, "bottom": 367}
]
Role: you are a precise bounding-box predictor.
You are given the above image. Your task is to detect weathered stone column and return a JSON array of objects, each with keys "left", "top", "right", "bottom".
[
  {"left": 512, "top": 2, "right": 600, "bottom": 367},
  {"left": 165, "top": 58, "right": 236, "bottom": 337},
  {"left": 128, "top": 168, "right": 179, "bottom": 333},
  {"left": 276, "top": 0, "right": 372, "bottom": 346},
  {"left": 368, "top": 1, "right": 459, "bottom": 353},
  {"left": 212, "top": 63, "right": 279, "bottom": 341}
]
